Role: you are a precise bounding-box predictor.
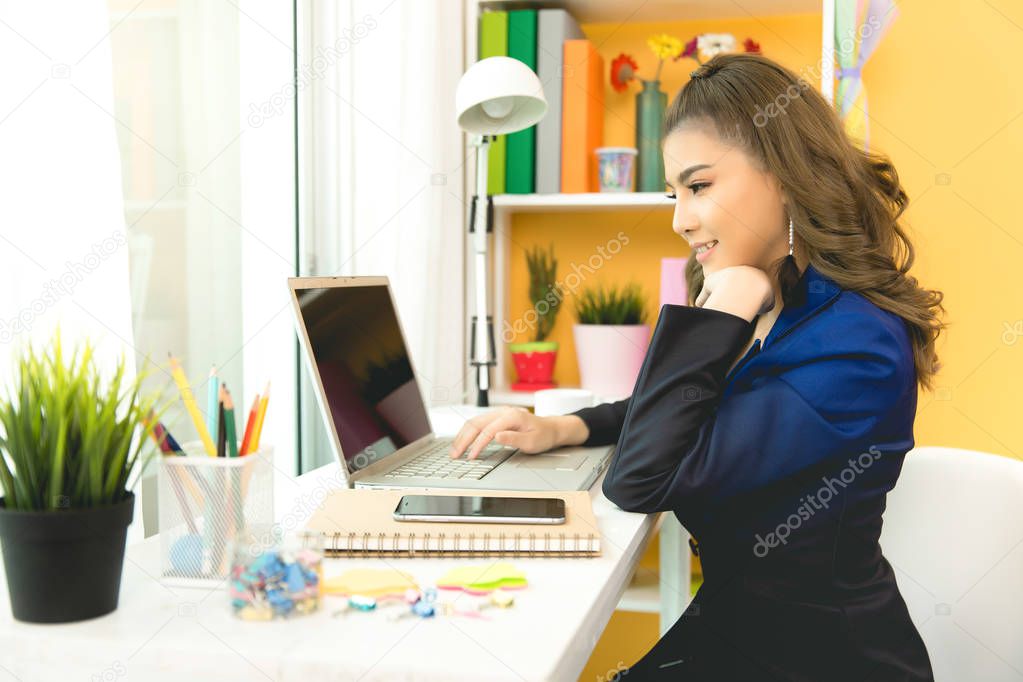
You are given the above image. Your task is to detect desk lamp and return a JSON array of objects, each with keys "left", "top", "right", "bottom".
[{"left": 455, "top": 56, "right": 547, "bottom": 406}]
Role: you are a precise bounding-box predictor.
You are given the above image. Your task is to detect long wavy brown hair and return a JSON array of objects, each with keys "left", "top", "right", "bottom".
[{"left": 667, "top": 53, "right": 945, "bottom": 391}]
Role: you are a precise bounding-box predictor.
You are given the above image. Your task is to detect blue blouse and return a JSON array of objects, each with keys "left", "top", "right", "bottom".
[{"left": 571, "top": 263, "right": 934, "bottom": 680}]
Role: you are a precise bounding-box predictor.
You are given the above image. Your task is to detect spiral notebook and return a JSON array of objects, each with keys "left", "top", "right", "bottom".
[{"left": 303, "top": 488, "right": 601, "bottom": 557}]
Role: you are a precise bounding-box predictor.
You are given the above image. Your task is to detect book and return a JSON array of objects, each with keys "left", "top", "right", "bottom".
[
  {"left": 506, "top": 9, "right": 538, "bottom": 194},
  {"left": 304, "top": 488, "right": 601, "bottom": 557},
  {"left": 561, "top": 39, "right": 604, "bottom": 193},
  {"left": 479, "top": 10, "right": 508, "bottom": 196},
  {"left": 536, "top": 9, "right": 583, "bottom": 194}
]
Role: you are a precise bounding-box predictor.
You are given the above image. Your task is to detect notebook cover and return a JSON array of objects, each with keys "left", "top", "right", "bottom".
[
  {"left": 536, "top": 9, "right": 583, "bottom": 194},
  {"left": 304, "top": 488, "right": 601, "bottom": 556},
  {"left": 479, "top": 11, "right": 508, "bottom": 196},
  {"left": 561, "top": 39, "right": 604, "bottom": 193},
  {"left": 506, "top": 9, "right": 538, "bottom": 194}
]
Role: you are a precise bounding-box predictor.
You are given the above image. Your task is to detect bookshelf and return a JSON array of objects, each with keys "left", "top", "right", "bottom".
[
  {"left": 493, "top": 190, "right": 674, "bottom": 212},
  {"left": 465, "top": 0, "right": 836, "bottom": 636}
]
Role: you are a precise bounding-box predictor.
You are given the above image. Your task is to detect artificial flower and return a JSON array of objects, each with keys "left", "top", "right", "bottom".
[
  {"left": 697, "top": 33, "right": 736, "bottom": 60},
  {"left": 647, "top": 33, "right": 684, "bottom": 61},
  {"left": 679, "top": 37, "right": 698, "bottom": 60},
  {"left": 610, "top": 53, "right": 639, "bottom": 92}
]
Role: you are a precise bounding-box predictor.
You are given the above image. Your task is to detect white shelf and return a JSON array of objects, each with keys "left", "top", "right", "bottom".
[
  {"left": 492, "top": 191, "right": 673, "bottom": 213},
  {"left": 489, "top": 388, "right": 631, "bottom": 408},
  {"left": 478, "top": 0, "right": 821, "bottom": 24},
  {"left": 489, "top": 388, "right": 540, "bottom": 407}
]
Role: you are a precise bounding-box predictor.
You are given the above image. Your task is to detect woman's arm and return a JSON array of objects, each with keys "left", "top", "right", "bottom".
[
  {"left": 601, "top": 303, "right": 914, "bottom": 514},
  {"left": 562, "top": 303, "right": 754, "bottom": 447}
]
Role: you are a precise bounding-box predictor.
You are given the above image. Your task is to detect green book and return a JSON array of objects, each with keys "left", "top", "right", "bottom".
[
  {"left": 479, "top": 11, "right": 507, "bottom": 195},
  {"left": 506, "top": 9, "right": 538, "bottom": 194}
]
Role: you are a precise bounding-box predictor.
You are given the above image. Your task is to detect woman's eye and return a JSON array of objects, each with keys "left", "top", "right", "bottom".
[
  {"left": 665, "top": 191, "right": 677, "bottom": 199},
  {"left": 689, "top": 183, "right": 710, "bottom": 194}
]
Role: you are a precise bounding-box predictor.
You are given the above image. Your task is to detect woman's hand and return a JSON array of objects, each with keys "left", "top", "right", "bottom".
[
  {"left": 448, "top": 406, "right": 564, "bottom": 460},
  {"left": 694, "top": 265, "right": 776, "bottom": 321}
]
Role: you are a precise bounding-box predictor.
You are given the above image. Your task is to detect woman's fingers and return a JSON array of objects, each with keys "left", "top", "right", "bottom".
[
  {"left": 448, "top": 409, "right": 523, "bottom": 460},
  {"left": 462, "top": 411, "right": 525, "bottom": 460}
]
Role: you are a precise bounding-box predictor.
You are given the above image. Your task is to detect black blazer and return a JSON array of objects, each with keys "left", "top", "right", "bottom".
[{"left": 571, "top": 264, "right": 934, "bottom": 681}]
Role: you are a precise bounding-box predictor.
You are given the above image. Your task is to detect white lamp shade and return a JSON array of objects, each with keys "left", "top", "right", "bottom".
[{"left": 455, "top": 56, "right": 547, "bottom": 135}]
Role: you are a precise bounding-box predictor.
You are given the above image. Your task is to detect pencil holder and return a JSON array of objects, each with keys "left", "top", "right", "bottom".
[{"left": 158, "top": 441, "right": 274, "bottom": 586}]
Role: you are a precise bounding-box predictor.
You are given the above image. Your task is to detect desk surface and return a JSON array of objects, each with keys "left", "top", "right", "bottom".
[{"left": 0, "top": 406, "right": 658, "bottom": 682}]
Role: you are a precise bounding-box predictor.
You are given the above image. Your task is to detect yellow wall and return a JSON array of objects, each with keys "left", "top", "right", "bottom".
[
  {"left": 507, "top": 13, "right": 823, "bottom": 389},
  {"left": 503, "top": 6, "right": 1023, "bottom": 678},
  {"left": 510, "top": 3, "right": 1023, "bottom": 461}
]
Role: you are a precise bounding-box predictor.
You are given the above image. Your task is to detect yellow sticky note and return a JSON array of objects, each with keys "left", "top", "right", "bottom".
[{"left": 323, "top": 568, "right": 418, "bottom": 598}]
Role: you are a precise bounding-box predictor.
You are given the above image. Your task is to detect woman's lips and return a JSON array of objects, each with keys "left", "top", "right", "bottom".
[{"left": 694, "top": 240, "right": 718, "bottom": 263}]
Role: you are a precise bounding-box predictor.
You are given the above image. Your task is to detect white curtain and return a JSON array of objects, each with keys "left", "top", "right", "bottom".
[
  {"left": 0, "top": 0, "right": 139, "bottom": 535},
  {"left": 311, "top": 0, "right": 468, "bottom": 407}
]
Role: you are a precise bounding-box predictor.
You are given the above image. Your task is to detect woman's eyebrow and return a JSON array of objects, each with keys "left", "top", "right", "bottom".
[{"left": 671, "top": 163, "right": 712, "bottom": 185}]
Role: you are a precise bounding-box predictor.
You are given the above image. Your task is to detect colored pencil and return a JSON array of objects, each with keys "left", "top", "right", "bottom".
[
  {"left": 216, "top": 398, "right": 227, "bottom": 458},
  {"left": 143, "top": 412, "right": 203, "bottom": 520},
  {"left": 248, "top": 382, "right": 270, "bottom": 454},
  {"left": 223, "top": 385, "right": 239, "bottom": 459},
  {"left": 206, "top": 366, "right": 219, "bottom": 447},
  {"left": 168, "top": 354, "right": 217, "bottom": 457},
  {"left": 239, "top": 394, "right": 260, "bottom": 456}
]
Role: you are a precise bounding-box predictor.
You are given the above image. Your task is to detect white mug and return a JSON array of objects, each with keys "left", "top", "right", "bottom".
[{"left": 533, "top": 388, "right": 596, "bottom": 417}]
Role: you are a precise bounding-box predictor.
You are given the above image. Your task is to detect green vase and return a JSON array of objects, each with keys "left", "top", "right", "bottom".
[{"left": 635, "top": 79, "right": 667, "bottom": 193}]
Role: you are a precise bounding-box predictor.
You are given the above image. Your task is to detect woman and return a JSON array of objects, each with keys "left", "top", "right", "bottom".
[{"left": 449, "top": 53, "right": 944, "bottom": 681}]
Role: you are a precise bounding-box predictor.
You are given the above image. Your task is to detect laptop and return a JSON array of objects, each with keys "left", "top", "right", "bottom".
[{"left": 288, "top": 276, "right": 614, "bottom": 491}]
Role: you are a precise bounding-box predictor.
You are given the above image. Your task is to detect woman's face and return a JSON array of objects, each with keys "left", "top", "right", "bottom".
[{"left": 663, "top": 124, "right": 788, "bottom": 277}]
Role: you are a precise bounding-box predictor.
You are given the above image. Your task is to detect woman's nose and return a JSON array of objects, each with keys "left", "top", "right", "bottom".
[{"left": 672, "top": 202, "right": 698, "bottom": 238}]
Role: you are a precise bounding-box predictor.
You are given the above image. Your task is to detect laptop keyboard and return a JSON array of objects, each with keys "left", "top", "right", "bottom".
[{"left": 385, "top": 439, "right": 516, "bottom": 480}]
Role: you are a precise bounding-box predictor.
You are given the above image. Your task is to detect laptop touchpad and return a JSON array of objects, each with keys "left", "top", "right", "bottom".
[{"left": 516, "top": 450, "right": 588, "bottom": 471}]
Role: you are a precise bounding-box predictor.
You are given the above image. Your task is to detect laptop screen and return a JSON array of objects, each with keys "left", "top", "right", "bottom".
[{"left": 294, "top": 283, "right": 432, "bottom": 473}]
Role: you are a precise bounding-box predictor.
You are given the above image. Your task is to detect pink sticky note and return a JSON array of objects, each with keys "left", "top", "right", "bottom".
[{"left": 660, "top": 257, "right": 689, "bottom": 309}]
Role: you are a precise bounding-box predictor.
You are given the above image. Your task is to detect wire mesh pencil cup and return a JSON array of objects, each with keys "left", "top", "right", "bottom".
[{"left": 158, "top": 441, "right": 274, "bottom": 587}]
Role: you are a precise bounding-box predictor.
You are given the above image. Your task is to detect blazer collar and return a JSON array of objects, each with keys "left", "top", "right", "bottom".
[{"left": 762, "top": 262, "right": 842, "bottom": 350}]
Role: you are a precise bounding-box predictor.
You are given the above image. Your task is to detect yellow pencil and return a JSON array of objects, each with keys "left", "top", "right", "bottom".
[
  {"left": 248, "top": 381, "right": 271, "bottom": 454},
  {"left": 168, "top": 354, "right": 217, "bottom": 457}
]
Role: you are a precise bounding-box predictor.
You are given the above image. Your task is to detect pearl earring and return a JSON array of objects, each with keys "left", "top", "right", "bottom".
[{"left": 788, "top": 217, "right": 794, "bottom": 257}]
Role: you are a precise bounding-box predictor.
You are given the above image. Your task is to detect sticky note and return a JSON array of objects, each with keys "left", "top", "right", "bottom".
[
  {"left": 437, "top": 562, "right": 527, "bottom": 594},
  {"left": 323, "top": 568, "right": 418, "bottom": 598}
]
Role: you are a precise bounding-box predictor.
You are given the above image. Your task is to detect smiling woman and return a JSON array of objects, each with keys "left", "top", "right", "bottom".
[
  {"left": 563, "top": 51, "right": 946, "bottom": 681},
  {"left": 667, "top": 53, "right": 945, "bottom": 392}
]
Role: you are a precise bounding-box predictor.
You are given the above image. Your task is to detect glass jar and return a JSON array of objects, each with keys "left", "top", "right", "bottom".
[{"left": 228, "top": 530, "right": 323, "bottom": 620}]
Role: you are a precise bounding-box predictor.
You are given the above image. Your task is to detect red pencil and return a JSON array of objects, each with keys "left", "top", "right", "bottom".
[{"left": 239, "top": 393, "right": 260, "bottom": 456}]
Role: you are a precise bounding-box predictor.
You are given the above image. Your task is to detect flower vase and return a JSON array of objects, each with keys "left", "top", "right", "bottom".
[{"left": 635, "top": 79, "right": 667, "bottom": 193}]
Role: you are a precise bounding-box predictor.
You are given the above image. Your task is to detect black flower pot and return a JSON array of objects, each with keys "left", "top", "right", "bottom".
[{"left": 0, "top": 492, "right": 134, "bottom": 623}]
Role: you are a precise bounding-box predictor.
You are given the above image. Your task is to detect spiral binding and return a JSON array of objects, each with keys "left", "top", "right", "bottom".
[{"left": 304, "top": 529, "right": 600, "bottom": 558}]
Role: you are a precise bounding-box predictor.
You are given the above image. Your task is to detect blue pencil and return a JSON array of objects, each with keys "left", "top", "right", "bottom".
[{"left": 206, "top": 366, "right": 219, "bottom": 446}]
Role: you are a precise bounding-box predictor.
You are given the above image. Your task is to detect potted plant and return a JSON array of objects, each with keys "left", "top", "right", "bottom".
[
  {"left": 509, "top": 243, "right": 564, "bottom": 391},
  {"left": 572, "top": 281, "right": 650, "bottom": 398},
  {"left": 0, "top": 334, "right": 162, "bottom": 623}
]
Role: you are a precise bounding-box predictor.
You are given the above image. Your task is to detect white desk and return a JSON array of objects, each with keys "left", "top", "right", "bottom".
[{"left": 0, "top": 406, "right": 663, "bottom": 681}]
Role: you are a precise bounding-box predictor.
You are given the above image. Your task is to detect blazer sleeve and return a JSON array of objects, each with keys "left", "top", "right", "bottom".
[
  {"left": 594, "top": 303, "right": 913, "bottom": 514},
  {"left": 569, "top": 305, "right": 754, "bottom": 447}
]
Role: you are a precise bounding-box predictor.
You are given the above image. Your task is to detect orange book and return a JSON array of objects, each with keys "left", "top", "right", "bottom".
[{"left": 560, "top": 39, "right": 604, "bottom": 193}]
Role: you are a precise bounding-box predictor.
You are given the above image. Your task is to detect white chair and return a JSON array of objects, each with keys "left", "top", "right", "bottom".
[{"left": 880, "top": 446, "right": 1023, "bottom": 681}]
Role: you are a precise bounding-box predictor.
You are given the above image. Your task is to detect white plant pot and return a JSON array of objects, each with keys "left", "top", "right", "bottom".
[{"left": 573, "top": 324, "right": 650, "bottom": 398}]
